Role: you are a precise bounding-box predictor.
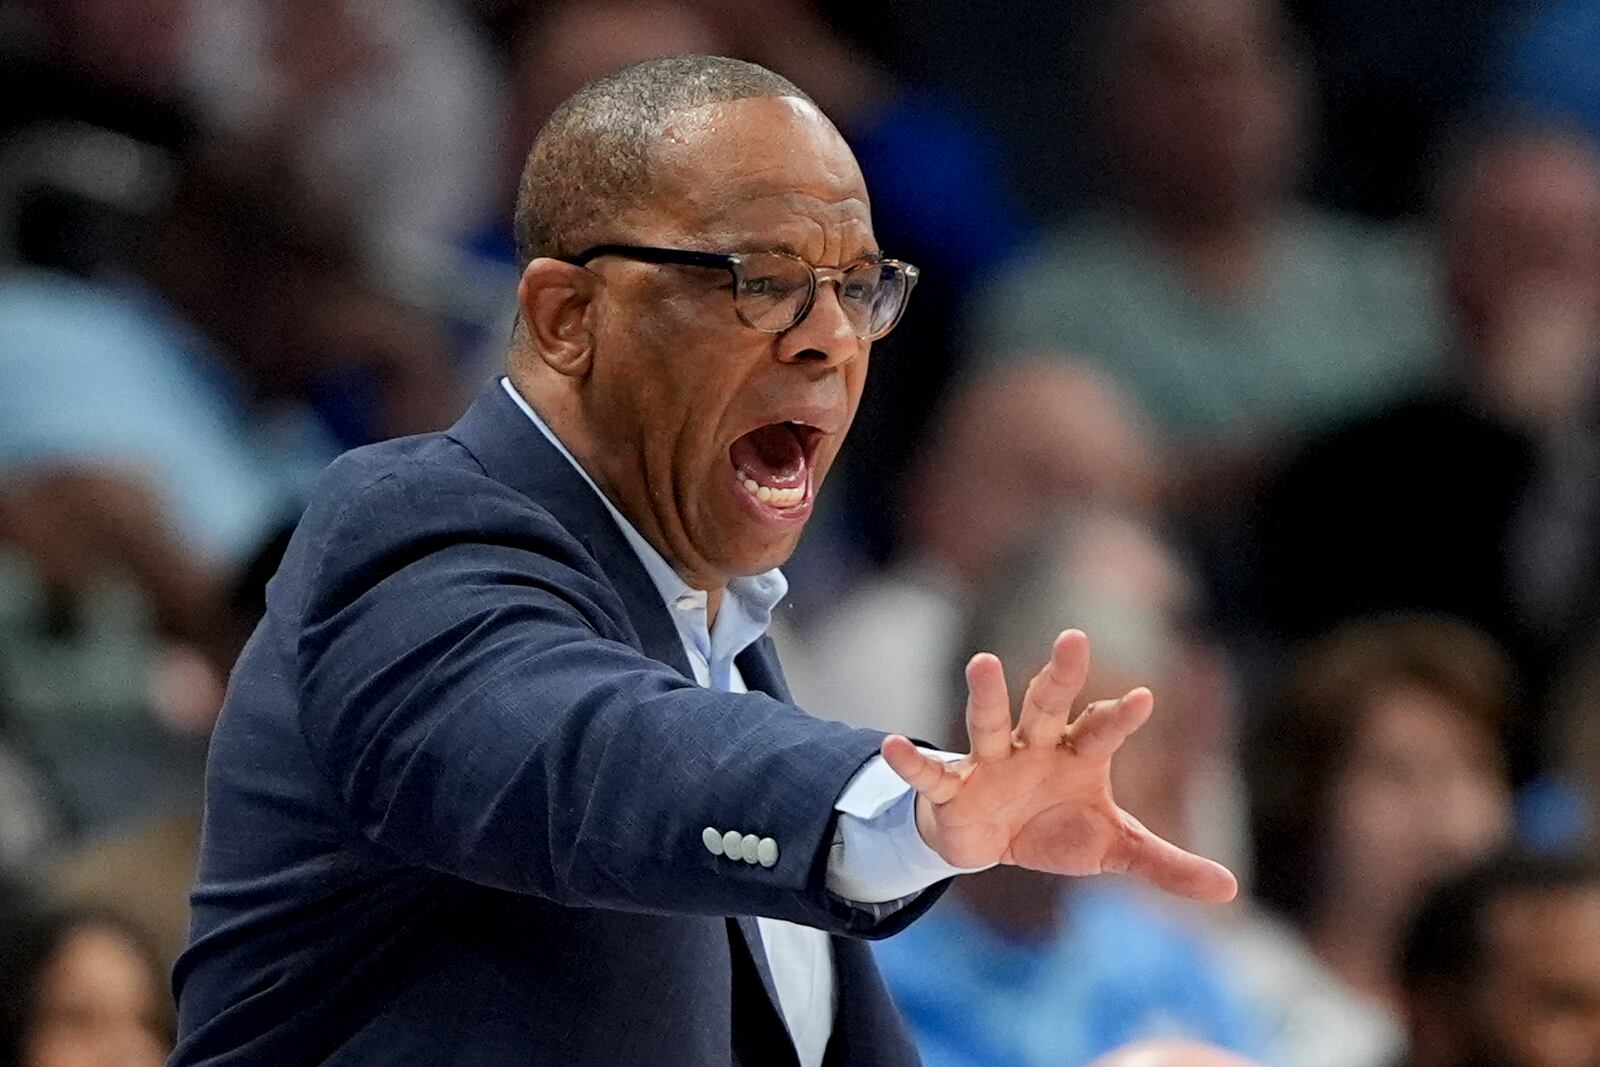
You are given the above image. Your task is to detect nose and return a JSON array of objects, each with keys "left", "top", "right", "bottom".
[{"left": 775, "top": 278, "right": 864, "bottom": 369}]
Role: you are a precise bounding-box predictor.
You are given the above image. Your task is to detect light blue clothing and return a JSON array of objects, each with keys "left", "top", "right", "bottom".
[
  {"left": 876, "top": 881, "right": 1272, "bottom": 1067},
  {"left": 0, "top": 271, "right": 338, "bottom": 563}
]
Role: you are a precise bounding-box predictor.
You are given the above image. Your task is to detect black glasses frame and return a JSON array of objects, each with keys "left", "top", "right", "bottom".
[{"left": 563, "top": 243, "right": 920, "bottom": 340}]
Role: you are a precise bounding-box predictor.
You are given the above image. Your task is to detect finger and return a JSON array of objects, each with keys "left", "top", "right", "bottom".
[
  {"left": 881, "top": 735, "right": 963, "bottom": 805},
  {"left": 1062, "top": 687, "right": 1153, "bottom": 762},
  {"left": 964, "top": 653, "right": 1014, "bottom": 762},
  {"left": 1108, "top": 812, "right": 1239, "bottom": 903},
  {"left": 1017, "top": 630, "right": 1091, "bottom": 747}
]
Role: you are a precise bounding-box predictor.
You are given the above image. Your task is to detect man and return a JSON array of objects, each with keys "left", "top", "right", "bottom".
[
  {"left": 968, "top": 0, "right": 1439, "bottom": 491},
  {"left": 1401, "top": 853, "right": 1600, "bottom": 1067},
  {"left": 171, "top": 56, "right": 1234, "bottom": 1065}
]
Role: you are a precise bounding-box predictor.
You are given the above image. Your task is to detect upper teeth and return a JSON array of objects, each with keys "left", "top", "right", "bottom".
[{"left": 740, "top": 476, "right": 804, "bottom": 507}]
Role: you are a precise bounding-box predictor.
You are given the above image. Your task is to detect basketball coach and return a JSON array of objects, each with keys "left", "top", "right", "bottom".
[{"left": 170, "top": 55, "right": 1237, "bottom": 1065}]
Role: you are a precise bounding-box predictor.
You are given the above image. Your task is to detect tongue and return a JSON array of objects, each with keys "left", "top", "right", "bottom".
[{"left": 731, "top": 424, "right": 807, "bottom": 489}]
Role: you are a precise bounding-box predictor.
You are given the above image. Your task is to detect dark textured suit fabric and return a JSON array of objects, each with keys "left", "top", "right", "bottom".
[{"left": 171, "top": 384, "right": 943, "bottom": 1065}]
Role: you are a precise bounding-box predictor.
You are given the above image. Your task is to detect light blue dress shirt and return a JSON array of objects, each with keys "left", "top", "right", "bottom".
[{"left": 501, "top": 378, "right": 971, "bottom": 1066}]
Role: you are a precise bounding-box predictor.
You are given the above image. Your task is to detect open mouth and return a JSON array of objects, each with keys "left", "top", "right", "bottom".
[{"left": 729, "top": 422, "right": 824, "bottom": 512}]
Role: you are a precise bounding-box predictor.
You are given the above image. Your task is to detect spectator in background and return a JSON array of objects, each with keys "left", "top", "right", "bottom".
[
  {"left": 0, "top": 136, "right": 461, "bottom": 645},
  {"left": 0, "top": 137, "right": 461, "bottom": 835},
  {"left": 0, "top": 885, "right": 172, "bottom": 1067},
  {"left": 185, "top": 0, "right": 501, "bottom": 250},
  {"left": 1259, "top": 123, "right": 1600, "bottom": 772},
  {"left": 1401, "top": 852, "right": 1600, "bottom": 1067},
  {"left": 791, "top": 357, "right": 1161, "bottom": 741},
  {"left": 1245, "top": 616, "right": 1516, "bottom": 1066},
  {"left": 969, "top": 0, "right": 1440, "bottom": 510},
  {"left": 875, "top": 511, "right": 1268, "bottom": 1067}
]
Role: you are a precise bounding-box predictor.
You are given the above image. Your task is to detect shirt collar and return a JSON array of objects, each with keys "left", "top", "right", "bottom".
[{"left": 498, "top": 376, "right": 788, "bottom": 628}]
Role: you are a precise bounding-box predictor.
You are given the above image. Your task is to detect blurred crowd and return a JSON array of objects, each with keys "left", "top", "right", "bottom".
[{"left": 4, "top": 0, "right": 1600, "bottom": 1064}]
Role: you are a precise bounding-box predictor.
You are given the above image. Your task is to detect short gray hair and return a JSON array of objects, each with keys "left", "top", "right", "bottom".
[{"left": 513, "top": 54, "right": 813, "bottom": 267}]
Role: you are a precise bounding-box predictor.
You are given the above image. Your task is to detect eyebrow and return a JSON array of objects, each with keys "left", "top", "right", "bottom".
[{"left": 745, "top": 242, "right": 886, "bottom": 263}]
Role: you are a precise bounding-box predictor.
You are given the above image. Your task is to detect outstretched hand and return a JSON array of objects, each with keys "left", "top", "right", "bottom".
[{"left": 881, "top": 629, "right": 1238, "bottom": 903}]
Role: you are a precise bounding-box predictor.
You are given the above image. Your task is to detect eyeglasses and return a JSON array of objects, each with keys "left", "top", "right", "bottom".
[{"left": 563, "top": 244, "right": 920, "bottom": 341}]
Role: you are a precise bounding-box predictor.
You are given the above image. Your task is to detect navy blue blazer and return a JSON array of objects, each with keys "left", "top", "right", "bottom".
[{"left": 170, "top": 383, "right": 945, "bottom": 1065}]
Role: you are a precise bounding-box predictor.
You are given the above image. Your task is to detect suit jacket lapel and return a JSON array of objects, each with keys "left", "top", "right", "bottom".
[
  {"left": 823, "top": 937, "right": 921, "bottom": 1067},
  {"left": 730, "top": 634, "right": 801, "bottom": 1052},
  {"left": 446, "top": 382, "right": 693, "bottom": 678},
  {"left": 735, "top": 636, "right": 792, "bottom": 705},
  {"left": 451, "top": 383, "right": 795, "bottom": 1046}
]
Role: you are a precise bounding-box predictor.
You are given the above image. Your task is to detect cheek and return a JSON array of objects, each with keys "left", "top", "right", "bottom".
[{"left": 1329, "top": 772, "right": 1417, "bottom": 867}]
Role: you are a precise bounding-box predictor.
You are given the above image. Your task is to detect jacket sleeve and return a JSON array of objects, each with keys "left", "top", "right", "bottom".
[{"left": 289, "top": 457, "right": 932, "bottom": 936}]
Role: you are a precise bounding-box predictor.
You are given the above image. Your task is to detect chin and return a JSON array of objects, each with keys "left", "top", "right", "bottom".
[{"left": 724, "top": 532, "right": 804, "bottom": 578}]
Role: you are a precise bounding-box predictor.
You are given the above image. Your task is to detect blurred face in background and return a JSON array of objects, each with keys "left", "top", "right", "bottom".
[
  {"left": 1442, "top": 130, "right": 1600, "bottom": 425},
  {"left": 1104, "top": 0, "right": 1303, "bottom": 223},
  {"left": 1470, "top": 886, "right": 1600, "bottom": 1067},
  {"left": 23, "top": 924, "right": 169, "bottom": 1067},
  {"left": 1324, "top": 683, "right": 1511, "bottom": 922},
  {"left": 907, "top": 360, "right": 1162, "bottom": 583}
]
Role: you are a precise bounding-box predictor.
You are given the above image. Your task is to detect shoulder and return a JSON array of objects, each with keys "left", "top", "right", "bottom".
[
  {"left": 277, "top": 432, "right": 608, "bottom": 622},
  {"left": 306, "top": 433, "right": 574, "bottom": 541}
]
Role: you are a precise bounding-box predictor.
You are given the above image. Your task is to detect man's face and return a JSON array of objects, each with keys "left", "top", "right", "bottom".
[
  {"left": 1325, "top": 685, "right": 1510, "bottom": 916},
  {"left": 1470, "top": 886, "right": 1600, "bottom": 1067},
  {"left": 1109, "top": 0, "right": 1301, "bottom": 217},
  {"left": 1445, "top": 136, "right": 1600, "bottom": 345},
  {"left": 578, "top": 96, "right": 876, "bottom": 586}
]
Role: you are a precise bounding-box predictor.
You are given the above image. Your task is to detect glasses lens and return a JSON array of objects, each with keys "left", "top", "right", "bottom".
[
  {"left": 732, "top": 253, "right": 814, "bottom": 332},
  {"left": 840, "top": 262, "right": 911, "bottom": 340}
]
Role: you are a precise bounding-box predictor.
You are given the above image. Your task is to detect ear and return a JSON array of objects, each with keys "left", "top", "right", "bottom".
[{"left": 518, "top": 258, "right": 598, "bottom": 378}]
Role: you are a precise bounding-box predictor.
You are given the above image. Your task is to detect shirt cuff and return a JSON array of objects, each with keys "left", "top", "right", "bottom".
[{"left": 825, "top": 750, "right": 995, "bottom": 905}]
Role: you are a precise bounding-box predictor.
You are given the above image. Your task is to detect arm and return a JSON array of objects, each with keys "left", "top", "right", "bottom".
[{"left": 291, "top": 461, "right": 919, "bottom": 934}]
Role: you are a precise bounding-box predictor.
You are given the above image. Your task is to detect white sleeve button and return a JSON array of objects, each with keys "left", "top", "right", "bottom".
[
  {"left": 702, "top": 827, "right": 724, "bottom": 856},
  {"left": 757, "top": 837, "right": 779, "bottom": 868},
  {"left": 722, "top": 830, "right": 743, "bottom": 858},
  {"left": 740, "top": 833, "right": 761, "bottom": 864}
]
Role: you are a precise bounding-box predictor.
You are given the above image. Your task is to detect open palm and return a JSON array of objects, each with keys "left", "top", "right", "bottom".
[{"left": 881, "top": 629, "right": 1238, "bottom": 903}]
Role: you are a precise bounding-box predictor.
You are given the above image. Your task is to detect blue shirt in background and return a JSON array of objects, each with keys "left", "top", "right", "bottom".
[
  {"left": 875, "top": 880, "right": 1272, "bottom": 1067},
  {"left": 0, "top": 270, "right": 338, "bottom": 564}
]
